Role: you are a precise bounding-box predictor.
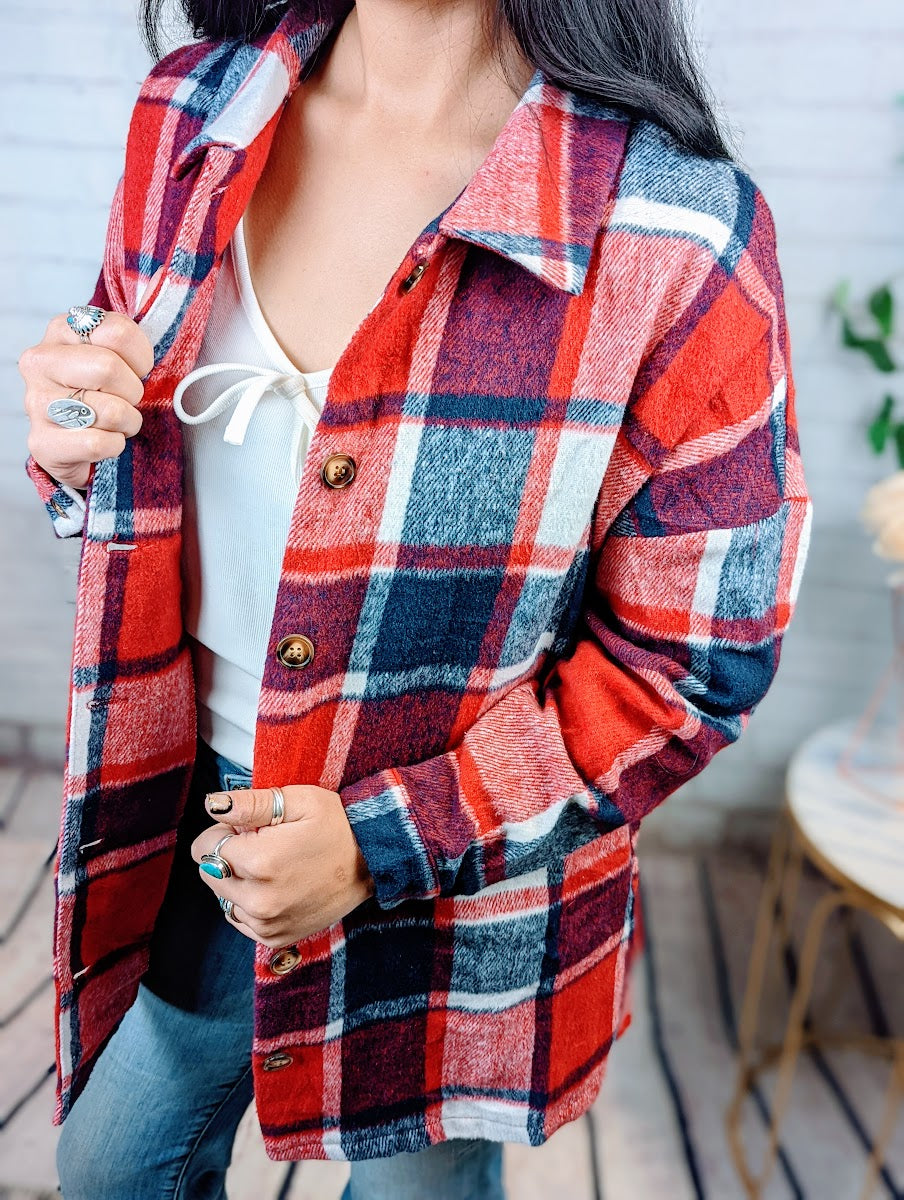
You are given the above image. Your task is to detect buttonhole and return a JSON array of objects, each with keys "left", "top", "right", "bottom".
[
  {"left": 78, "top": 838, "right": 104, "bottom": 855},
  {"left": 73, "top": 965, "right": 91, "bottom": 981},
  {"left": 107, "top": 543, "right": 137, "bottom": 552}
]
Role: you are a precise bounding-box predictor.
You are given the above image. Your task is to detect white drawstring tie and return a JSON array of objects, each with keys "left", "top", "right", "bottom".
[{"left": 173, "top": 362, "right": 324, "bottom": 481}]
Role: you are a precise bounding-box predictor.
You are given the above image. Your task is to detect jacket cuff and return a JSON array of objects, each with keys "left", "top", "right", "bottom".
[
  {"left": 339, "top": 768, "right": 441, "bottom": 909},
  {"left": 25, "top": 455, "right": 87, "bottom": 538}
]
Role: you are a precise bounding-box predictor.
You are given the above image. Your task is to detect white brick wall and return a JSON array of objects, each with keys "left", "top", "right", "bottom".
[
  {"left": 652, "top": 0, "right": 904, "bottom": 842},
  {"left": 0, "top": 0, "right": 150, "bottom": 494},
  {"left": 0, "top": 0, "right": 152, "bottom": 741},
  {"left": 3, "top": 1, "right": 903, "bottom": 837}
]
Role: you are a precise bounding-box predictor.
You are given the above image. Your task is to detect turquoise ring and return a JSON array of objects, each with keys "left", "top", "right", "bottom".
[{"left": 200, "top": 833, "right": 235, "bottom": 880}]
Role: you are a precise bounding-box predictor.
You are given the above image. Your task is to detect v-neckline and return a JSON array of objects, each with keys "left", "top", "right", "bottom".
[{"left": 231, "top": 214, "right": 333, "bottom": 388}]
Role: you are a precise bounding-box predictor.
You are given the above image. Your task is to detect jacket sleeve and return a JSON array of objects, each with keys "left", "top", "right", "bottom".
[
  {"left": 24, "top": 172, "right": 127, "bottom": 538},
  {"left": 339, "top": 249, "right": 813, "bottom": 909}
]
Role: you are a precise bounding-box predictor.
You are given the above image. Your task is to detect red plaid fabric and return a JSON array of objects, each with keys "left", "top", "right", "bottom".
[{"left": 26, "top": 0, "right": 812, "bottom": 1160}]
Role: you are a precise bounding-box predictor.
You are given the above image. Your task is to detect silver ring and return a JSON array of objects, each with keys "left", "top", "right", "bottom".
[
  {"left": 67, "top": 304, "right": 105, "bottom": 344},
  {"left": 46, "top": 390, "right": 97, "bottom": 430},
  {"left": 270, "top": 786, "right": 285, "bottom": 826},
  {"left": 219, "top": 896, "right": 236, "bottom": 921},
  {"left": 200, "top": 832, "right": 236, "bottom": 881}
]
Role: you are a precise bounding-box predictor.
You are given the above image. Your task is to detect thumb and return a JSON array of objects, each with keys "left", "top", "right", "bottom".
[{"left": 204, "top": 786, "right": 287, "bottom": 830}]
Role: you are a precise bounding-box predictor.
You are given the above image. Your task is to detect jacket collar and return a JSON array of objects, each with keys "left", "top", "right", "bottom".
[{"left": 169, "top": 2, "right": 631, "bottom": 295}]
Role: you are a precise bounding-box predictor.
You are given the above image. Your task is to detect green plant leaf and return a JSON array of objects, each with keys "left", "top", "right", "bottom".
[
  {"left": 841, "top": 318, "right": 897, "bottom": 372},
  {"left": 895, "top": 423, "right": 904, "bottom": 470},
  {"left": 868, "top": 285, "right": 895, "bottom": 338},
  {"left": 831, "top": 279, "right": 852, "bottom": 312},
  {"left": 868, "top": 395, "right": 895, "bottom": 454}
]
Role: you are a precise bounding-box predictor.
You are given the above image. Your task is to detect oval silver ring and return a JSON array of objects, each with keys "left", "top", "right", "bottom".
[
  {"left": 270, "top": 786, "right": 285, "bottom": 826},
  {"left": 47, "top": 393, "right": 97, "bottom": 430},
  {"left": 200, "top": 832, "right": 236, "bottom": 881},
  {"left": 67, "top": 304, "right": 106, "bottom": 344}
]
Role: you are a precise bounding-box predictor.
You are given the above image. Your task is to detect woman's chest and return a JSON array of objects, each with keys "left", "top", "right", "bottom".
[
  {"left": 240, "top": 92, "right": 495, "bottom": 375},
  {"left": 248, "top": 239, "right": 623, "bottom": 569}
]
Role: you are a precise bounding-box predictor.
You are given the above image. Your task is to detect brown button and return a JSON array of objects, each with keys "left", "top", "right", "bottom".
[
  {"left": 269, "top": 947, "right": 301, "bottom": 975},
  {"left": 262, "top": 1050, "right": 293, "bottom": 1072},
  {"left": 275, "top": 634, "right": 314, "bottom": 669},
  {"left": 400, "top": 262, "right": 427, "bottom": 292},
  {"left": 321, "top": 453, "right": 357, "bottom": 489}
]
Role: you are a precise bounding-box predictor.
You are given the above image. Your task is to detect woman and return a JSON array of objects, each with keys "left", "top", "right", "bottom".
[{"left": 19, "top": 0, "right": 811, "bottom": 1194}]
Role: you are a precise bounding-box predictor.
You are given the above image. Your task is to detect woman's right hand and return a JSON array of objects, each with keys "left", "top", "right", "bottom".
[{"left": 19, "top": 311, "right": 155, "bottom": 490}]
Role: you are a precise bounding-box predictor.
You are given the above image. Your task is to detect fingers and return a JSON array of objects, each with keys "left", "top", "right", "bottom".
[
  {"left": 198, "top": 879, "right": 267, "bottom": 944},
  {"left": 20, "top": 309, "right": 155, "bottom": 492},
  {"left": 204, "top": 786, "right": 286, "bottom": 830},
  {"left": 48, "top": 310, "right": 155, "bottom": 380},
  {"left": 23, "top": 341, "right": 146, "bottom": 408},
  {"left": 27, "top": 425, "right": 126, "bottom": 489},
  {"left": 221, "top": 900, "right": 288, "bottom": 949},
  {"left": 195, "top": 870, "right": 287, "bottom": 947},
  {"left": 190, "top": 825, "right": 267, "bottom": 880},
  {"left": 29, "top": 386, "right": 143, "bottom": 438},
  {"left": 26, "top": 419, "right": 127, "bottom": 490},
  {"left": 224, "top": 904, "right": 297, "bottom": 950},
  {"left": 222, "top": 909, "right": 261, "bottom": 943}
]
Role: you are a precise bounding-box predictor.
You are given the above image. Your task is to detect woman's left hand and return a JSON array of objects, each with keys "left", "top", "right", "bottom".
[{"left": 190, "top": 785, "right": 375, "bottom": 948}]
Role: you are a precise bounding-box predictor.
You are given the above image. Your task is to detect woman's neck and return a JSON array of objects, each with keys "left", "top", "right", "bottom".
[{"left": 318, "top": 0, "right": 534, "bottom": 137}]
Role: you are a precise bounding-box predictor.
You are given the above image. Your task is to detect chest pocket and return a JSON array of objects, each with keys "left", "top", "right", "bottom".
[{"left": 349, "top": 410, "right": 600, "bottom": 700}]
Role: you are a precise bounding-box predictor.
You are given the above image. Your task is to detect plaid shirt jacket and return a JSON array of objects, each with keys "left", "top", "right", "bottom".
[{"left": 26, "top": 0, "right": 811, "bottom": 1162}]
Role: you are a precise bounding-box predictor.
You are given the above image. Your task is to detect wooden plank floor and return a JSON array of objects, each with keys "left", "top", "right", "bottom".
[{"left": 0, "top": 766, "right": 900, "bottom": 1199}]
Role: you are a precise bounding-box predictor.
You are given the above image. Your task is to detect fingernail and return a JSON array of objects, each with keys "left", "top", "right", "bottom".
[{"left": 206, "top": 792, "right": 232, "bottom": 814}]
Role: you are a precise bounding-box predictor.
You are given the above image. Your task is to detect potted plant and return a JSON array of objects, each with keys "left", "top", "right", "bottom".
[{"left": 833, "top": 280, "right": 904, "bottom": 795}]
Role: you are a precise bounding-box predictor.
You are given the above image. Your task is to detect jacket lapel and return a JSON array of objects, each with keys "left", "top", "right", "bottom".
[
  {"left": 439, "top": 79, "right": 630, "bottom": 295},
  {"left": 125, "top": 4, "right": 350, "bottom": 360}
]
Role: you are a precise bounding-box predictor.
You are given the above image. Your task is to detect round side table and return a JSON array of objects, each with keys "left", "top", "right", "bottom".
[{"left": 726, "top": 718, "right": 903, "bottom": 1199}]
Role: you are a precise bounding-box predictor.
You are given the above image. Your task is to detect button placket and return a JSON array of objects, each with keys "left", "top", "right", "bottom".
[{"left": 270, "top": 241, "right": 441, "bottom": 679}]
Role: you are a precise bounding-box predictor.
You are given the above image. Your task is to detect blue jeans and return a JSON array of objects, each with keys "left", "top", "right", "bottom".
[{"left": 56, "top": 737, "right": 505, "bottom": 1200}]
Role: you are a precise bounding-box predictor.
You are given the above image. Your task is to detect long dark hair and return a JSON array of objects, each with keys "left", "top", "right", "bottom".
[{"left": 141, "top": 0, "right": 731, "bottom": 159}]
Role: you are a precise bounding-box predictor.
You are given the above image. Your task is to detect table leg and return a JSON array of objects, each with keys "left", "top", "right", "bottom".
[
  {"left": 775, "top": 827, "right": 804, "bottom": 960},
  {"left": 738, "top": 814, "right": 793, "bottom": 1065},
  {"left": 727, "top": 812, "right": 793, "bottom": 1196},
  {"left": 758, "top": 885, "right": 850, "bottom": 1192},
  {"left": 858, "top": 1045, "right": 903, "bottom": 1200}
]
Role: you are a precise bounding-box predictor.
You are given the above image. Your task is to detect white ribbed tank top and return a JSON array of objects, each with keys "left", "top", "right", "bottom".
[{"left": 174, "top": 216, "right": 333, "bottom": 770}]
